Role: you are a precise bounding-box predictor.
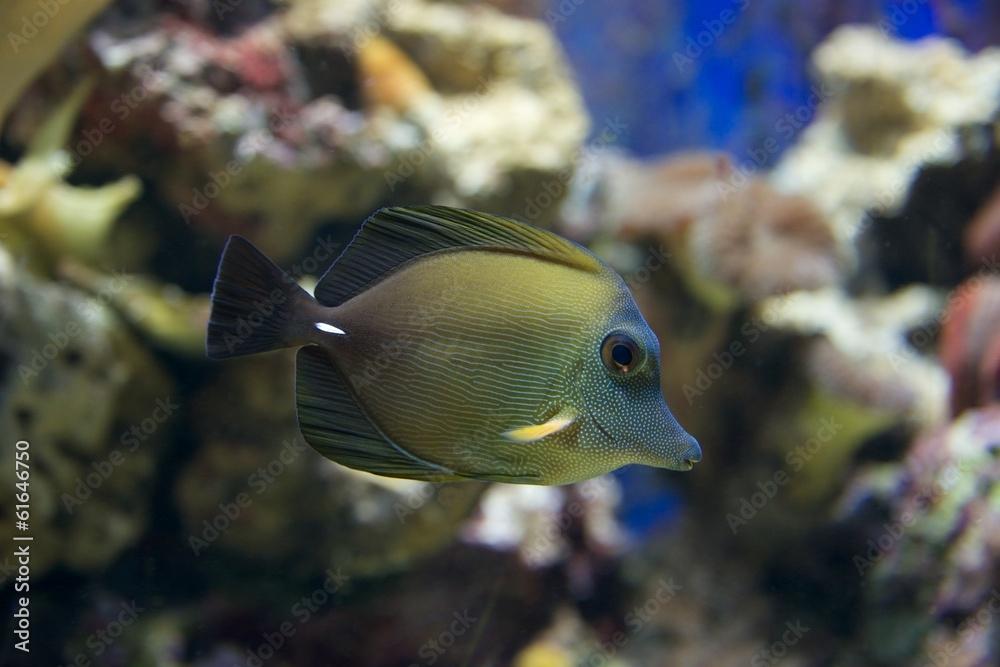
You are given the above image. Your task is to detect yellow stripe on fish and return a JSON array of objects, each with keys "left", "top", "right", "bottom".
[{"left": 503, "top": 411, "right": 577, "bottom": 443}]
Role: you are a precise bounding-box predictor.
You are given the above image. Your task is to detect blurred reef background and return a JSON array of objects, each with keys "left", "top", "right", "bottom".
[{"left": 1, "top": 1, "right": 1000, "bottom": 666}]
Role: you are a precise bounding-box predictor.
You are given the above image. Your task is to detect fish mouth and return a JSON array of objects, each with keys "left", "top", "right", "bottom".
[{"left": 677, "top": 436, "right": 702, "bottom": 471}]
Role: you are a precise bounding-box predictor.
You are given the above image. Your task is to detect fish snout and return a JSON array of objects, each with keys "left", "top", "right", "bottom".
[
  {"left": 680, "top": 434, "right": 702, "bottom": 470},
  {"left": 635, "top": 402, "right": 702, "bottom": 472}
]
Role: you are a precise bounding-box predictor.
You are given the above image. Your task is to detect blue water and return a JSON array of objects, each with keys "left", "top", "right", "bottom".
[{"left": 550, "top": 0, "right": 973, "bottom": 163}]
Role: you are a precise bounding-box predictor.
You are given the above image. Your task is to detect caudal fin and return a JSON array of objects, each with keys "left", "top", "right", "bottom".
[{"left": 207, "top": 236, "right": 312, "bottom": 359}]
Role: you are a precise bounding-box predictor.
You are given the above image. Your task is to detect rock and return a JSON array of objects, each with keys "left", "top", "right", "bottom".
[
  {"left": 685, "top": 179, "right": 843, "bottom": 305},
  {"left": 0, "top": 244, "right": 174, "bottom": 574},
  {"left": 8, "top": 0, "right": 587, "bottom": 262},
  {"left": 752, "top": 286, "right": 949, "bottom": 504},
  {"left": 859, "top": 125, "right": 1000, "bottom": 289},
  {"left": 615, "top": 520, "right": 815, "bottom": 667},
  {"left": 772, "top": 26, "right": 1000, "bottom": 249},
  {"left": 60, "top": 261, "right": 212, "bottom": 358},
  {"left": 837, "top": 407, "right": 1000, "bottom": 666},
  {"left": 564, "top": 151, "right": 845, "bottom": 308}
]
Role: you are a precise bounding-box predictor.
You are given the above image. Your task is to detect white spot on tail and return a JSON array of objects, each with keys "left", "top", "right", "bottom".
[{"left": 315, "top": 322, "right": 346, "bottom": 335}]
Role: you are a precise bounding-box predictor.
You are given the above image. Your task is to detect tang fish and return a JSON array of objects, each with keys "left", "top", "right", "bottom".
[{"left": 206, "top": 206, "right": 701, "bottom": 485}]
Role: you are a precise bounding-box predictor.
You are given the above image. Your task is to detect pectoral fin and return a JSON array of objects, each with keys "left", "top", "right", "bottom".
[{"left": 502, "top": 410, "right": 576, "bottom": 443}]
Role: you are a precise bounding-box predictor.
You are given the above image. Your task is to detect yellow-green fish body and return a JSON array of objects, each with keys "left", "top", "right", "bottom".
[{"left": 207, "top": 206, "right": 700, "bottom": 485}]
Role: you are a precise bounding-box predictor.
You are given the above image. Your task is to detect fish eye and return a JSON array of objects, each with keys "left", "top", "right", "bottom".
[{"left": 601, "top": 333, "right": 640, "bottom": 375}]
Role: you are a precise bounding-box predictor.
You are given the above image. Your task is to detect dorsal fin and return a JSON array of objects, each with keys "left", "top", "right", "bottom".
[{"left": 314, "top": 206, "right": 602, "bottom": 306}]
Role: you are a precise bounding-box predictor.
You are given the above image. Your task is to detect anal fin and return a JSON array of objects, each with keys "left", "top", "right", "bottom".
[{"left": 295, "top": 346, "right": 459, "bottom": 481}]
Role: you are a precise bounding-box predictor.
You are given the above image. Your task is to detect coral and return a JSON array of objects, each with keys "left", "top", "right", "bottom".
[
  {"left": 462, "top": 476, "right": 626, "bottom": 568},
  {"left": 481, "top": 0, "right": 549, "bottom": 18},
  {"left": 7, "top": 0, "right": 587, "bottom": 261},
  {"left": 60, "top": 261, "right": 212, "bottom": 358},
  {"left": 356, "top": 35, "right": 434, "bottom": 112},
  {"left": 569, "top": 151, "right": 844, "bottom": 306},
  {"left": 685, "top": 179, "right": 843, "bottom": 304},
  {"left": 545, "top": 27, "right": 999, "bottom": 667},
  {"left": 836, "top": 407, "right": 1000, "bottom": 665},
  {"left": 0, "top": 81, "right": 141, "bottom": 272},
  {"left": 860, "top": 125, "right": 1000, "bottom": 289},
  {"left": 940, "top": 275, "right": 1000, "bottom": 415},
  {"left": 0, "top": 244, "right": 173, "bottom": 574},
  {"left": 753, "top": 286, "right": 949, "bottom": 503},
  {"left": 596, "top": 151, "right": 734, "bottom": 240},
  {"left": 772, "top": 26, "right": 1000, "bottom": 246},
  {"left": 81, "top": 545, "right": 558, "bottom": 667}
]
